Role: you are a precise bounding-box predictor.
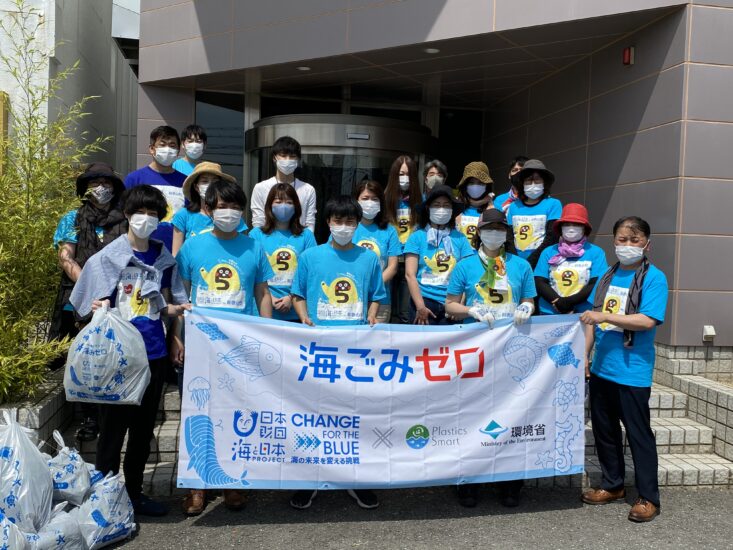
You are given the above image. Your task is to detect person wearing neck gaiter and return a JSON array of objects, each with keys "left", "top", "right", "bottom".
[{"left": 534, "top": 203, "right": 608, "bottom": 315}]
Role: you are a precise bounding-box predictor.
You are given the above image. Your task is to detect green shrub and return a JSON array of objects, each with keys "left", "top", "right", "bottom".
[{"left": 0, "top": 0, "right": 110, "bottom": 403}]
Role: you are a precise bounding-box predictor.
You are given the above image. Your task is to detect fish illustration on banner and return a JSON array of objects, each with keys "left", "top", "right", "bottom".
[
  {"left": 194, "top": 322, "right": 229, "bottom": 341},
  {"left": 184, "top": 415, "right": 249, "bottom": 487},
  {"left": 217, "top": 335, "right": 282, "bottom": 381},
  {"left": 548, "top": 343, "right": 581, "bottom": 369},
  {"left": 503, "top": 335, "right": 546, "bottom": 388},
  {"left": 543, "top": 324, "right": 575, "bottom": 339}
]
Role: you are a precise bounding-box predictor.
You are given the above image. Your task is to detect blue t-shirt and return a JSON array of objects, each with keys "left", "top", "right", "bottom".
[
  {"left": 53, "top": 210, "right": 105, "bottom": 248},
  {"left": 110, "top": 244, "right": 171, "bottom": 360},
  {"left": 352, "top": 222, "right": 402, "bottom": 306},
  {"left": 176, "top": 232, "right": 274, "bottom": 315},
  {"left": 447, "top": 253, "right": 536, "bottom": 323},
  {"left": 291, "top": 244, "right": 387, "bottom": 326},
  {"left": 403, "top": 228, "right": 475, "bottom": 303},
  {"left": 590, "top": 264, "right": 668, "bottom": 387},
  {"left": 171, "top": 208, "right": 247, "bottom": 241},
  {"left": 534, "top": 242, "right": 609, "bottom": 314},
  {"left": 457, "top": 206, "right": 482, "bottom": 242},
  {"left": 506, "top": 197, "right": 563, "bottom": 260},
  {"left": 172, "top": 158, "right": 196, "bottom": 176},
  {"left": 124, "top": 166, "right": 186, "bottom": 252},
  {"left": 249, "top": 227, "right": 317, "bottom": 321}
]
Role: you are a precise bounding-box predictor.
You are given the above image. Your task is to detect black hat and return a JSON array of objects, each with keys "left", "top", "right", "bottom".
[
  {"left": 424, "top": 184, "right": 456, "bottom": 206},
  {"left": 477, "top": 208, "right": 510, "bottom": 229},
  {"left": 75, "top": 162, "right": 125, "bottom": 198},
  {"left": 515, "top": 159, "right": 555, "bottom": 187}
]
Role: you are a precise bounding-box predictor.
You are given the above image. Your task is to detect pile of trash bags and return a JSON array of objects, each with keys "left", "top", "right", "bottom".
[{"left": 0, "top": 411, "right": 135, "bottom": 549}]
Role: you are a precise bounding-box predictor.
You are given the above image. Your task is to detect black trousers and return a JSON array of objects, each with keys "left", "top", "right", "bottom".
[
  {"left": 96, "top": 356, "right": 168, "bottom": 499},
  {"left": 589, "top": 374, "right": 659, "bottom": 507},
  {"left": 409, "top": 296, "right": 452, "bottom": 326},
  {"left": 390, "top": 262, "right": 410, "bottom": 324}
]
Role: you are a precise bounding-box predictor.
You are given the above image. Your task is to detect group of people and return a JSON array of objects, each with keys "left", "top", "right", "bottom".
[{"left": 51, "top": 123, "right": 668, "bottom": 524}]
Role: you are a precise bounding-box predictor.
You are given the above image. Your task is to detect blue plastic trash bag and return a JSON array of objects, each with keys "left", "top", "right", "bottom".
[
  {"left": 63, "top": 305, "right": 150, "bottom": 405},
  {"left": 74, "top": 473, "right": 135, "bottom": 549},
  {"left": 45, "top": 432, "right": 91, "bottom": 506},
  {"left": 24, "top": 502, "right": 83, "bottom": 550},
  {"left": 0, "top": 410, "right": 53, "bottom": 533}
]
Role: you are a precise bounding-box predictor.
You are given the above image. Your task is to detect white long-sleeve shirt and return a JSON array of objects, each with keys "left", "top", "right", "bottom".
[{"left": 250, "top": 177, "right": 317, "bottom": 232}]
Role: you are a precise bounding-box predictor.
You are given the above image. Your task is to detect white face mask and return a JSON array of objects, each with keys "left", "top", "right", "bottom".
[
  {"left": 197, "top": 184, "right": 209, "bottom": 200},
  {"left": 429, "top": 207, "right": 452, "bottom": 226},
  {"left": 425, "top": 175, "right": 444, "bottom": 190},
  {"left": 154, "top": 146, "right": 178, "bottom": 167},
  {"left": 562, "top": 225, "right": 585, "bottom": 243},
  {"left": 184, "top": 142, "right": 204, "bottom": 160},
  {"left": 129, "top": 214, "right": 159, "bottom": 239},
  {"left": 615, "top": 245, "right": 645, "bottom": 265},
  {"left": 276, "top": 159, "right": 298, "bottom": 176},
  {"left": 524, "top": 183, "right": 544, "bottom": 200},
  {"left": 480, "top": 229, "right": 506, "bottom": 250},
  {"left": 90, "top": 186, "right": 114, "bottom": 205},
  {"left": 466, "top": 184, "right": 488, "bottom": 200},
  {"left": 359, "top": 200, "right": 380, "bottom": 220},
  {"left": 398, "top": 174, "right": 410, "bottom": 191},
  {"left": 212, "top": 208, "right": 242, "bottom": 233},
  {"left": 330, "top": 224, "right": 356, "bottom": 246}
]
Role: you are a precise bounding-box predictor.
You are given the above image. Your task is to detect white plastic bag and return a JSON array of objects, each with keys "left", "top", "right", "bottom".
[
  {"left": 24, "top": 502, "right": 83, "bottom": 550},
  {"left": 75, "top": 474, "right": 135, "bottom": 549},
  {"left": 85, "top": 464, "right": 104, "bottom": 489},
  {"left": 0, "top": 410, "right": 53, "bottom": 533},
  {"left": 46, "top": 432, "right": 90, "bottom": 506},
  {"left": 63, "top": 305, "right": 150, "bottom": 405},
  {"left": 1, "top": 511, "right": 29, "bottom": 550}
]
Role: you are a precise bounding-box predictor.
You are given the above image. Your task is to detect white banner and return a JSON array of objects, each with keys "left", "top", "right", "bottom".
[{"left": 177, "top": 309, "right": 585, "bottom": 490}]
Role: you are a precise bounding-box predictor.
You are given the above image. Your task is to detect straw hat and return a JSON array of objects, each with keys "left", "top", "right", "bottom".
[{"left": 182, "top": 161, "right": 236, "bottom": 200}]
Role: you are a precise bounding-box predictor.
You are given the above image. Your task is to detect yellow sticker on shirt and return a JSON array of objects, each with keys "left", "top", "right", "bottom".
[
  {"left": 473, "top": 282, "right": 515, "bottom": 321},
  {"left": 357, "top": 239, "right": 384, "bottom": 269},
  {"left": 598, "top": 284, "right": 629, "bottom": 332},
  {"left": 267, "top": 247, "right": 298, "bottom": 287},
  {"left": 196, "top": 262, "right": 245, "bottom": 309},
  {"left": 421, "top": 250, "right": 456, "bottom": 286},
  {"left": 317, "top": 276, "right": 363, "bottom": 321},
  {"left": 117, "top": 267, "right": 158, "bottom": 320},
  {"left": 458, "top": 214, "right": 479, "bottom": 241},
  {"left": 154, "top": 185, "right": 185, "bottom": 223},
  {"left": 513, "top": 214, "right": 546, "bottom": 252},
  {"left": 395, "top": 207, "right": 413, "bottom": 244},
  {"left": 550, "top": 260, "right": 592, "bottom": 297}
]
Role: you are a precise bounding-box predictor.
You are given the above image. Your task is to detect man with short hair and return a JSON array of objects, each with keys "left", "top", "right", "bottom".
[
  {"left": 173, "top": 124, "right": 208, "bottom": 176},
  {"left": 250, "top": 136, "right": 316, "bottom": 232},
  {"left": 124, "top": 126, "right": 187, "bottom": 252}
]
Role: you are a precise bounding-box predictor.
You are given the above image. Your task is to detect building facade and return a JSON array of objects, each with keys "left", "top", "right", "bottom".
[{"left": 136, "top": 0, "right": 733, "bottom": 354}]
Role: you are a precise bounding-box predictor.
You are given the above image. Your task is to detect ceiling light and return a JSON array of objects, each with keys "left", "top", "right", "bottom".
[
  {"left": 424, "top": 48, "right": 440, "bottom": 54},
  {"left": 296, "top": 66, "right": 311, "bottom": 71}
]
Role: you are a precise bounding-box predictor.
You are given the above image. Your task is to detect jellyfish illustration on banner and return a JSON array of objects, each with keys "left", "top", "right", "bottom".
[{"left": 188, "top": 377, "right": 211, "bottom": 410}]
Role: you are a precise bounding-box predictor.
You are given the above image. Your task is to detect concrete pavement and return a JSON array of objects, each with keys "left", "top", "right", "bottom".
[{"left": 115, "top": 486, "right": 733, "bottom": 549}]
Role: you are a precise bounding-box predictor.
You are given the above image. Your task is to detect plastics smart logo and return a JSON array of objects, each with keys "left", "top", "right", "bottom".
[{"left": 405, "top": 424, "right": 429, "bottom": 449}]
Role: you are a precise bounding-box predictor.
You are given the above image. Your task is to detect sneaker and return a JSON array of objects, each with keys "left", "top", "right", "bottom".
[
  {"left": 289, "top": 490, "right": 318, "bottom": 510},
  {"left": 132, "top": 494, "right": 169, "bottom": 517},
  {"left": 347, "top": 489, "right": 379, "bottom": 509},
  {"left": 75, "top": 418, "right": 99, "bottom": 442},
  {"left": 456, "top": 484, "right": 478, "bottom": 508}
]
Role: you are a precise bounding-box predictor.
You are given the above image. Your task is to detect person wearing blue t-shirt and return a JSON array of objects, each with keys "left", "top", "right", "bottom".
[
  {"left": 404, "top": 185, "right": 474, "bottom": 325},
  {"left": 124, "top": 126, "right": 187, "bottom": 252},
  {"left": 352, "top": 180, "right": 402, "bottom": 323},
  {"left": 494, "top": 155, "right": 528, "bottom": 213},
  {"left": 172, "top": 124, "right": 207, "bottom": 176},
  {"left": 69, "top": 185, "right": 190, "bottom": 518},
  {"left": 580, "top": 216, "right": 669, "bottom": 523},
  {"left": 445, "top": 208, "right": 536, "bottom": 509},
  {"left": 176, "top": 179, "right": 273, "bottom": 516},
  {"left": 384, "top": 155, "right": 422, "bottom": 324},
  {"left": 171, "top": 161, "right": 246, "bottom": 255},
  {"left": 534, "top": 203, "right": 608, "bottom": 315},
  {"left": 249, "top": 183, "right": 317, "bottom": 321},
  {"left": 506, "top": 159, "right": 562, "bottom": 268},
  {"left": 454, "top": 161, "right": 494, "bottom": 241},
  {"left": 290, "top": 195, "right": 386, "bottom": 511}
]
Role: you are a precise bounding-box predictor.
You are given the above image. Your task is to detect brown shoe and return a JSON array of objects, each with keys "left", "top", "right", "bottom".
[
  {"left": 223, "top": 489, "right": 247, "bottom": 511},
  {"left": 628, "top": 498, "right": 659, "bottom": 522},
  {"left": 581, "top": 487, "right": 626, "bottom": 505},
  {"left": 182, "top": 489, "right": 207, "bottom": 516}
]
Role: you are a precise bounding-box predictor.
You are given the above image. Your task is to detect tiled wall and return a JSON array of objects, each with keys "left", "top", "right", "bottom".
[{"left": 483, "top": 6, "right": 733, "bottom": 347}]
